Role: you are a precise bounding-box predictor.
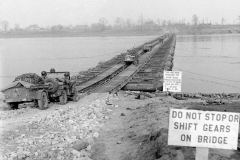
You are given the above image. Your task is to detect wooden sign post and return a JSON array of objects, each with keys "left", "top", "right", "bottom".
[
  {"left": 196, "top": 148, "right": 209, "bottom": 160},
  {"left": 168, "top": 109, "right": 240, "bottom": 160}
]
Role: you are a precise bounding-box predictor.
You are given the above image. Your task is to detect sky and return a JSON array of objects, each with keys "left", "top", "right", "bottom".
[{"left": 0, "top": 0, "right": 240, "bottom": 28}]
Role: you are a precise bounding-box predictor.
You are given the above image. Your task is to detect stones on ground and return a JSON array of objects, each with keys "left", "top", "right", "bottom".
[
  {"left": 73, "top": 140, "right": 89, "bottom": 151},
  {"left": 1, "top": 93, "right": 118, "bottom": 159},
  {"left": 72, "top": 149, "right": 81, "bottom": 157},
  {"left": 0, "top": 107, "right": 30, "bottom": 120},
  {"left": 126, "top": 107, "right": 134, "bottom": 110},
  {"left": 104, "top": 116, "right": 109, "bottom": 119},
  {"left": 93, "top": 132, "right": 99, "bottom": 139},
  {"left": 86, "top": 145, "right": 92, "bottom": 151}
]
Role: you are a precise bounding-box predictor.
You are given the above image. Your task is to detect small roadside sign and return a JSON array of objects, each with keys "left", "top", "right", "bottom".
[
  {"left": 163, "top": 71, "right": 182, "bottom": 92},
  {"left": 168, "top": 109, "right": 240, "bottom": 150}
]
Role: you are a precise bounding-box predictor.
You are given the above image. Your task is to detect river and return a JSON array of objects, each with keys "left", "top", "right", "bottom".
[
  {"left": 173, "top": 34, "right": 240, "bottom": 93},
  {"left": 0, "top": 36, "right": 158, "bottom": 89},
  {"left": 1, "top": 34, "right": 240, "bottom": 93}
]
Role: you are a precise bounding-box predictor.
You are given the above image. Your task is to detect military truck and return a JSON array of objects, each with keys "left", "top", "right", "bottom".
[
  {"left": 124, "top": 50, "right": 139, "bottom": 66},
  {"left": 46, "top": 71, "right": 79, "bottom": 104},
  {"left": 143, "top": 43, "right": 152, "bottom": 52},
  {"left": 1, "top": 72, "right": 79, "bottom": 110},
  {"left": 124, "top": 54, "right": 136, "bottom": 65}
]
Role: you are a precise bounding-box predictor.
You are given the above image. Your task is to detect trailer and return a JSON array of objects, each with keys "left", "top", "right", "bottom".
[
  {"left": 1, "top": 73, "right": 50, "bottom": 109},
  {"left": 1, "top": 72, "right": 79, "bottom": 110}
]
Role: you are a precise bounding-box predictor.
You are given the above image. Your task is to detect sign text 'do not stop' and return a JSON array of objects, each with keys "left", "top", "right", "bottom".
[{"left": 168, "top": 109, "right": 240, "bottom": 150}]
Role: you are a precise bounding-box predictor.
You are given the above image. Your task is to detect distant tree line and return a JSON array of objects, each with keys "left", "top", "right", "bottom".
[{"left": 1, "top": 15, "right": 240, "bottom": 32}]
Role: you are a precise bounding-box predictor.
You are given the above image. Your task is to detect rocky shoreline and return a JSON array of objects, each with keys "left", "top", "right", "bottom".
[{"left": 0, "top": 93, "right": 119, "bottom": 159}]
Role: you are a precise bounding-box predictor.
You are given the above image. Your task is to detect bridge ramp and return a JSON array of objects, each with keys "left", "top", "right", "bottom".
[{"left": 76, "top": 64, "right": 124, "bottom": 91}]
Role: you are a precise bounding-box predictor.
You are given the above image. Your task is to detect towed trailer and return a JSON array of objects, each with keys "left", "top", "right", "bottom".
[
  {"left": 1, "top": 73, "right": 51, "bottom": 110},
  {"left": 1, "top": 72, "right": 79, "bottom": 110}
]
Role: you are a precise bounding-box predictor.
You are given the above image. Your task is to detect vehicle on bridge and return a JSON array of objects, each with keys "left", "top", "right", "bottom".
[
  {"left": 143, "top": 43, "right": 152, "bottom": 52},
  {"left": 124, "top": 53, "right": 139, "bottom": 65},
  {"left": 124, "top": 54, "right": 135, "bottom": 65}
]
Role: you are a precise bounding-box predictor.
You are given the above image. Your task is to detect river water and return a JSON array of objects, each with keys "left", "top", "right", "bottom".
[
  {"left": 0, "top": 36, "right": 158, "bottom": 89},
  {"left": 173, "top": 34, "right": 240, "bottom": 93},
  {"left": 1, "top": 34, "right": 240, "bottom": 93}
]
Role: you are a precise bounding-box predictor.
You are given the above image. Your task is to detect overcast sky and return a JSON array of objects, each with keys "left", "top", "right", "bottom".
[{"left": 0, "top": 0, "right": 239, "bottom": 28}]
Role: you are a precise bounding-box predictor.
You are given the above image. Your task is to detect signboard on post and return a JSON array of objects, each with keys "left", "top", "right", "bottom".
[
  {"left": 168, "top": 109, "right": 240, "bottom": 150},
  {"left": 163, "top": 71, "right": 182, "bottom": 92}
]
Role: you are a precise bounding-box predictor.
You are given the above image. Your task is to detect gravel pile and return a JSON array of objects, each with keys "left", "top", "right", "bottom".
[
  {"left": 0, "top": 107, "right": 30, "bottom": 120},
  {"left": 1, "top": 93, "right": 119, "bottom": 160}
]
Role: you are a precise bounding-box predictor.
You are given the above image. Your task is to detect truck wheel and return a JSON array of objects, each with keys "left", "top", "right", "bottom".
[
  {"left": 38, "top": 92, "right": 48, "bottom": 110},
  {"left": 72, "top": 94, "right": 80, "bottom": 102},
  {"left": 45, "top": 78, "right": 59, "bottom": 93},
  {"left": 59, "top": 90, "right": 67, "bottom": 105}
]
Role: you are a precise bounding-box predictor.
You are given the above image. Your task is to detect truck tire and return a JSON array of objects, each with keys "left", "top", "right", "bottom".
[
  {"left": 45, "top": 78, "right": 59, "bottom": 93},
  {"left": 59, "top": 90, "right": 67, "bottom": 105},
  {"left": 38, "top": 92, "right": 48, "bottom": 110},
  {"left": 72, "top": 94, "right": 80, "bottom": 102}
]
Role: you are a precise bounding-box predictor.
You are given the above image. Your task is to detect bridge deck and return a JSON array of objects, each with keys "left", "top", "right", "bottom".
[
  {"left": 95, "top": 43, "right": 161, "bottom": 93},
  {"left": 75, "top": 64, "right": 124, "bottom": 91},
  {"left": 74, "top": 34, "right": 171, "bottom": 93}
]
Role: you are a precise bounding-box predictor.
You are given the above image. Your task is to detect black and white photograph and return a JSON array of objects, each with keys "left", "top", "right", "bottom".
[{"left": 0, "top": 0, "right": 240, "bottom": 159}]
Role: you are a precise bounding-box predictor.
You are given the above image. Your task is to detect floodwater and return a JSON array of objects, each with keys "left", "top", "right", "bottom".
[
  {"left": 173, "top": 34, "right": 240, "bottom": 93},
  {"left": 0, "top": 36, "right": 158, "bottom": 89},
  {"left": 0, "top": 34, "right": 240, "bottom": 93}
]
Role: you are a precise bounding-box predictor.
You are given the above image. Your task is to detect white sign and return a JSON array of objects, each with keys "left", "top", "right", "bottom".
[
  {"left": 168, "top": 109, "right": 240, "bottom": 150},
  {"left": 163, "top": 71, "right": 182, "bottom": 92}
]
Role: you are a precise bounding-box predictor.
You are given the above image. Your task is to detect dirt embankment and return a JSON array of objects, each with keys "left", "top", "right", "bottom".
[
  {"left": 90, "top": 92, "right": 240, "bottom": 160},
  {"left": 1, "top": 91, "right": 240, "bottom": 160}
]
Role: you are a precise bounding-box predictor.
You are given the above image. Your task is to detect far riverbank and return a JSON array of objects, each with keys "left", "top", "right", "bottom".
[
  {"left": 0, "top": 25, "right": 240, "bottom": 38},
  {"left": 0, "top": 30, "right": 164, "bottom": 39}
]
